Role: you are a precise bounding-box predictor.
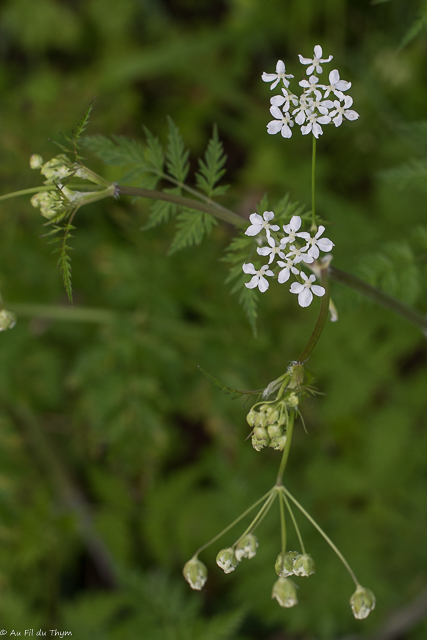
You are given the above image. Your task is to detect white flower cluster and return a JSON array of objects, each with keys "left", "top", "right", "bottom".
[
  {"left": 242, "top": 211, "right": 333, "bottom": 307},
  {"left": 262, "top": 45, "right": 359, "bottom": 139}
]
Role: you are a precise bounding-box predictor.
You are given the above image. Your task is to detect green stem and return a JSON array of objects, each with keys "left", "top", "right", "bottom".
[
  {"left": 311, "top": 136, "right": 317, "bottom": 229},
  {"left": 276, "top": 411, "right": 295, "bottom": 485},
  {"left": 279, "top": 491, "right": 287, "bottom": 555},
  {"left": 282, "top": 485, "right": 359, "bottom": 586},
  {"left": 329, "top": 266, "right": 427, "bottom": 335},
  {"left": 117, "top": 185, "right": 246, "bottom": 228},
  {"left": 281, "top": 491, "right": 306, "bottom": 554},
  {"left": 0, "top": 185, "right": 58, "bottom": 202},
  {"left": 194, "top": 489, "right": 273, "bottom": 556},
  {"left": 297, "top": 266, "right": 330, "bottom": 363},
  {"left": 234, "top": 491, "right": 277, "bottom": 547}
]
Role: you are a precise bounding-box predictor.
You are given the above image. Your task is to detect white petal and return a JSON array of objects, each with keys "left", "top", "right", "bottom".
[
  {"left": 343, "top": 95, "right": 353, "bottom": 108},
  {"left": 263, "top": 211, "right": 275, "bottom": 222},
  {"left": 245, "top": 276, "right": 259, "bottom": 289},
  {"left": 308, "top": 245, "right": 320, "bottom": 259},
  {"left": 336, "top": 80, "right": 351, "bottom": 90},
  {"left": 245, "top": 225, "right": 262, "bottom": 236},
  {"left": 271, "top": 95, "right": 286, "bottom": 106},
  {"left": 290, "top": 282, "right": 304, "bottom": 294},
  {"left": 311, "top": 285, "right": 326, "bottom": 297},
  {"left": 290, "top": 215, "right": 302, "bottom": 231},
  {"left": 298, "top": 55, "right": 312, "bottom": 65},
  {"left": 307, "top": 64, "right": 315, "bottom": 75},
  {"left": 249, "top": 213, "right": 263, "bottom": 224},
  {"left": 270, "top": 78, "right": 280, "bottom": 90},
  {"left": 267, "top": 120, "right": 283, "bottom": 134},
  {"left": 322, "top": 100, "right": 335, "bottom": 109},
  {"left": 258, "top": 276, "right": 269, "bottom": 293},
  {"left": 301, "top": 123, "right": 311, "bottom": 135},
  {"left": 317, "top": 238, "right": 334, "bottom": 251},
  {"left": 278, "top": 268, "right": 290, "bottom": 283},
  {"left": 257, "top": 247, "right": 271, "bottom": 256},
  {"left": 312, "top": 123, "right": 323, "bottom": 138},
  {"left": 329, "top": 69, "right": 339, "bottom": 84},
  {"left": 295, "top": 110, "right": 306, "bottom": 125},
  {"left": 281, "top": 124, "right": 292, "bottom": 138},
  {"left": 270, "top": 224, "right": 280, "bottom": 231},
  {"left": 276, "top": 60, "right": 285, "bottom": 73},
  {"left": 333, "top": 114, "right": 343, "bottom": 127},
  {"left": 242, "top": 262, "right": 256, "bottom": 274},
  {"left": 270, "top": 105, "right": 283, "bottom": 119},
  {"left": 314, "top": 45, "right": 323, "bottom": 58},
  {"left": 344, "top": 110, "right": 359, "bottom": 121},
  {"left": 297, "top": 231, "right": 310, "bottom": 241},
  {"left": 262, "top": 73, "right": 277, "bottom": 82},
  {"left": 301, "top": 252, "right": 314, "bottom": 263},
  {"left": 299, "top": 289, "right": 313, "bottom": 307},
  {"left": 317, "top": 115, "right": 331, "bottom": 124}
]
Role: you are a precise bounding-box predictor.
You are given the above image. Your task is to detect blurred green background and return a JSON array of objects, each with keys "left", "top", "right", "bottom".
[{"left": 1, "top": 0, "right": 427, "bottom": 638}]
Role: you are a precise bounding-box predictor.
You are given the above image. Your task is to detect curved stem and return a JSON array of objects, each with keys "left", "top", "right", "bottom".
[
  {"left": 276, "top": 411, "right": 295, "bottom": 485},
  {"left": 194, "top": 489, "right": 273, "bottom": 556},
  {"left": 0, "top": 185, "right": 58, "bottom": 201},
  {"left": 297, "top": 266, "right": 330, "bottom": 363},
  {"left": 117, "top": 185, "right": 246, "bottom": 228},
  {"left": 281, "top": 491, "right": 305, "bottom": 554},
  {"left": 234, "top": 492, "right": 277, "bottom": 548},
  {"left": 329, "top": 266, "right": 427, "bottom": 335},
  {"left": 282, "top": 485, "right": 359, "bottom": 587}
]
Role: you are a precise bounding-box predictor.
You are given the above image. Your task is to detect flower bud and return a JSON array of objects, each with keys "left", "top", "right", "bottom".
[
  {"left": 235, "top": 534, "right": 258, "bottom": 561},
  {"left": 0, "top": 309, "right": 16, "bottom": 331},
  {"left": 246, "top": 407, "right": 257, "bottom": 427},
  {"left": 30, "top": 154, "right": 44, "bottom": 169},
  {"left": 269, "top": 435, "right": 287, "bottom": 451},
  {"left": 216, "top": 548, "right": 238, "bottom": 574},
  {"left": 265, "top": 406, "right": 280, "bottom": 424},
  {"left": 272, "top": 577, "right": 298, "bottom": 608},
  {"left": 267, "top": 423, "right": 283, "bottom": 440},
  {"left": 286, "top": 392, "right": 299, "bottom": 408},
  {"left": 293, "top": 553, "right": 315, "bottom": 577},
  {"left": 251, "top": 426, "right": 270, "bottom": 451},
  {"left": 275, "top": 551, "right": 299, "bottom": 577},
  {"left": 350, "top": 585, "right": 376, "bottom": 620},
  {"left": 183, "top": 557, "right": 207, "bottom": 591}
]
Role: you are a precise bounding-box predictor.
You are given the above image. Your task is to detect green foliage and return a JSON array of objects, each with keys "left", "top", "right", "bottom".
[{"left": 195, "top": 125, "right": 229, "bottom": 198}]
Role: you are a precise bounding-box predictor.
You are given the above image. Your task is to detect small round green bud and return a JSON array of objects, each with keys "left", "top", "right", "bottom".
[
  {"left": 30, "top": 154, "right": 44, "bottom": 170},
  {"left": 246, "top": 408, "right": 257, "bottom": 427},
  {"left": 235, "top": 534, "right": 258, "bottom": 561},
  {"left": 216, "top": 548, "right": 238, "bottom": 574},
  {"left": 0, "top": 309, "right": 17, "bottom": 331},
  {"left": 286, "top": 393, "right": 299, "bottom": 408},
  {"left": 275, "top": 551, "right": 299, "bottom": 577},
  {"left": 183, "top": 557, "right": 207, "bottom": 591},
  {"left": 265, "top": 407, "right": 280, "bottom": 424},
  {"left": 269, "top": 435, "right": 287, "bottom": 451},
  {"left": 251, "top": 426, "right": 270, "bottom": 451},
  {"left": 350, "top": 585, "right": 376, "bottom": 620},
  {"left": 267, "top": 423, "right": 283, "bottom": 439},
  {"left": 293, "top": 553, "right": 315, "bottom": 577},
  {"left": 272, "top": 577, "right": 298, "bottom": 608}
]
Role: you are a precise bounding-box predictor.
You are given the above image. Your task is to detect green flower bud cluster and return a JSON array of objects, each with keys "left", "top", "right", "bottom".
[
  {"left": 29, "top": 154, "right": 115, "bottom": 220},
  {"left": 0, "top": 309, "right": 16, "bottom": 331},
  {"left": 275, "top": 551, "right": 315, "bottom": 578},
  {"left": 247, "top": 394, "right": 300, "bottom": 452}
]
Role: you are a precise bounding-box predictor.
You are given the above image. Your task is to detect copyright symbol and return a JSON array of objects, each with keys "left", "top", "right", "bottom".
[{"left": 0, "top": 631, "right": 7, "bottom": 636}]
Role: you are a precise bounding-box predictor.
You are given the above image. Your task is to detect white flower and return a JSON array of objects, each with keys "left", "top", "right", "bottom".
[
  {"left": 243, "top": 263, "right": 274, "bottom": 293},
  {"left": 323, "top": 69, "right": 351, "bottom": 98},
  {"left": 299, "top": 75, "right": 325, "bottom": 94},
  {"left": 262, "top": 60, "right": 294, "bottom": 90},
  {"left": 290, "top": 272, "right": 325, "bottom": 307},
  {"left": 308, "top": 90, "right": 335, "bottom": 115},
  {"left": 285, "top": 245, "right": 314, "bottom": 265},
  {"left": 329, "top": 95, "right": 359, "bottom": 127},
  {"left": 257, "top": 235, "right": 285, "bottom": 264},
  {"left": 292, "top": 95, "right": 312, "bottom": 126},
  {"left": 301, "top": 112, "right": 331, "bottom": 138},
  {"left": 245, "top": 211, "right": 280, "bottom": 239},
  {"left": 298, "top": 45, "right": 333, "bottom": 75},
  {"left": 297, "top": 225, "right": 334, "bottom": 259},
  {"left": 267, "top": 107, "right": 294, "bottom": 138},
  {"left": 280, "top": 215, "right": 307, "bottom": 247},
  {"left": 270, "top": 89, "right": 299, "bottom": 113},
  {"left": 277, "top": 258, "right": 300, "bottom": 283}
]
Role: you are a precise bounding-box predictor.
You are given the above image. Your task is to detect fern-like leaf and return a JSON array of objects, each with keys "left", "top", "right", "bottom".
[
  {"left": 198, "top": 366, "right": 262, "bottom": 398},
  {"left": 166, "top": 117, "right": 190, "bottom": 183},
  {"left": 168, "top": 209, "right": 217, "bottom": 254},
  {"left": 195, "top": 125, "right": 229, "bottom": 198}
]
